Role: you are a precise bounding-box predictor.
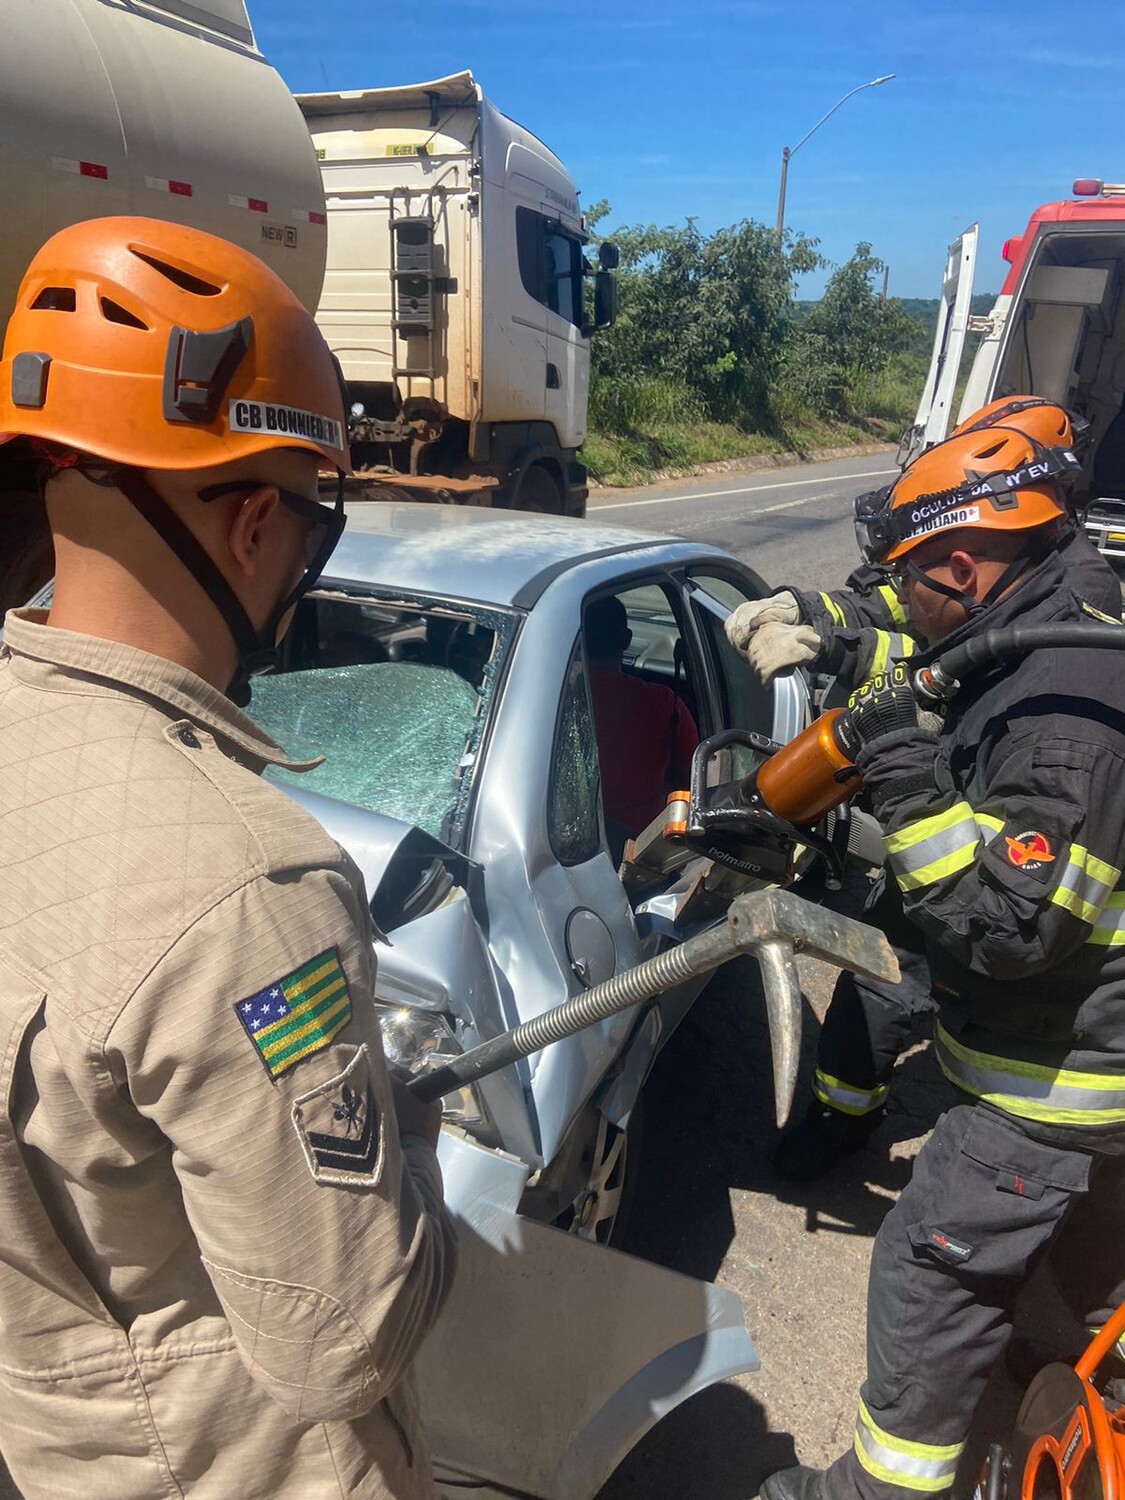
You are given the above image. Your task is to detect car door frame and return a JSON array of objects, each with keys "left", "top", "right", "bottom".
[{"left": 677, "top": 560, "right": 812, "bottom": 746}]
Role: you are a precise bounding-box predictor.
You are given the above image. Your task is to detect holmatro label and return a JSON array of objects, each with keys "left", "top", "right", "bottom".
[{"left": 229, "top": 400, "right": 342, "bottom": 450}]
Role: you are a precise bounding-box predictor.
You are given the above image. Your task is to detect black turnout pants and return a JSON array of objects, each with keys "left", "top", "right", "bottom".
[
  {"left": 815, "top": 874, "right": 933, "bottom": 1116},
  {"left": 823, "top": 1103, "right": 1125, "bottom": 1500}
]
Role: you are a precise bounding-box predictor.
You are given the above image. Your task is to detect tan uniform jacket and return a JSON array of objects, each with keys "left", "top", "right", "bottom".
[{"left": 0, "top": 611, "right": 458, "bottom": 1499}]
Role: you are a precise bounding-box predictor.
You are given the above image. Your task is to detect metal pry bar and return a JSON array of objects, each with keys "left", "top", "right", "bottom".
[{"left": 409, "top": 889, "right": 899, "bottom": 1127}]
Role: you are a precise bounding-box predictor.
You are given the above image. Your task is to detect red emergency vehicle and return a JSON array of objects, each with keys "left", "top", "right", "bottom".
[{"left": 903, "top": 181, "right": 1125, "bottom": 560}]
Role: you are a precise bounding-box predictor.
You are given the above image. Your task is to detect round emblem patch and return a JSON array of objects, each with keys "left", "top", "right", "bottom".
[{"left": 1004, "top": 830, "right": 1055, "bottom": 871}]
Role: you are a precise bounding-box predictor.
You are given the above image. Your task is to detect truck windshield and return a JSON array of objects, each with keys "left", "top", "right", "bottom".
[{"left": 247, "top": 590, "right": 513, "bottom": 847}]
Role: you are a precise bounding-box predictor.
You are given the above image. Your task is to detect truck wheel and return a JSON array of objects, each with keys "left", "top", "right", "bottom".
[{"left": 514, "top": 464, "right": 563, "bottom": 514}]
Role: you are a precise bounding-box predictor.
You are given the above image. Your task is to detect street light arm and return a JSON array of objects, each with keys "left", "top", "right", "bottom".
[
  {"left": 789, "top": 74, "right": 896, "bottom": 159},
  {"left": 775, "top": 74, "right": 894, "bottom": 245}
]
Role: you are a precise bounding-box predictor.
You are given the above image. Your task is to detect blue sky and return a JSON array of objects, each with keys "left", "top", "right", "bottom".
[{"left": 254, "top": 0, "right": 1125, "bottom": 300}]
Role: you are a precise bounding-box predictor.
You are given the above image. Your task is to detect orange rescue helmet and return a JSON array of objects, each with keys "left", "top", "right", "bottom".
[
  {"left": 952, "top": 395, "right": 1089, "bottom": 453},
  {"left": 0, "top": 216, "right": 348, "bottom": 472},
  {"left": 853, "top": 426, "right": 1078, "bottom": 565}
]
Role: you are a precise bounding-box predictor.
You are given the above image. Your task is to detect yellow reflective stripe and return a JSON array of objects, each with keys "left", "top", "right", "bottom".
[
  {"left": 1088, "top": 891, "right": 1125, "bottom": 947},
  {"left": 1081, "top": 602, "right": 1122, "bottom": 624},
  {"left": 820, "top": 592, "right": 847, "bottom": 628},
  {"left": 885, "top": 802, "right": 981, "bottom": 891},
  {"left": 1048, "top": 846, "right": 1122, "bottom": 924},
  {"left": 895, "top": 843, "right": 977, "bottom": 890},
  {"left": 877, "top": 583, "right": 908, "bottom": 629},
  {"left": 813, "top": 1070, "right": 890, "bottom": 1117},
  {"left": 884, "top": 803, "right": 977, "bottom": 856},
  {"left": 889, "top": 809, "right": 1121, "bottom": 911},
  {"left": 936, "top": 1023, "right": 1125, "bottom": 1126},
  {"left": 1080, "top": 851, "right": 1120, "bottom": 887},
  {"left": 861, "top": 631, "right": 915, "bottom": 684},
  {"left": 853, "top": 1401, "right": 963, "bottom": 1492},
  {"left": 870, "top": 631, "right": 892, "bottom": 678}
]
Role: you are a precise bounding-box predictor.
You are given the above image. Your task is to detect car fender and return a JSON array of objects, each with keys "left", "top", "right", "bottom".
[{"left": 423, "top": 1130, "right": 758, "bottom": 1500}]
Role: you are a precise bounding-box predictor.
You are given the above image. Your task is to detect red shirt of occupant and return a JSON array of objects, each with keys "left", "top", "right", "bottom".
[{"left": 585, "top": 595, "right": 700, "bottom": 835}]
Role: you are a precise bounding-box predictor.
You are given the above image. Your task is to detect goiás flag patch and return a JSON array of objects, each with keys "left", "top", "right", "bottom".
[{"left": 235, "top": 949, "right": 352, "bottom": 1080}]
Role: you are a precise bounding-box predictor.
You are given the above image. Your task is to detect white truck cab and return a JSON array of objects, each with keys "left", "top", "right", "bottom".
[
  {"left": 905, "top": 182, "right": 1125, "bottom": 560},
  {"left": 298, "top": 74, "right": 617, "bottom": 515}
]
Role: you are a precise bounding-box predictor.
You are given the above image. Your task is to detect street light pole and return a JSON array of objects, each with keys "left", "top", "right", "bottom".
[{"left": 775, "top": 74, "right": 895, "bottom": 245}]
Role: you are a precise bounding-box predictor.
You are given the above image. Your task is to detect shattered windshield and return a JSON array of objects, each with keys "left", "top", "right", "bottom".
[{"left": 248, "top": 590, "right": 516, "bottom": 846}]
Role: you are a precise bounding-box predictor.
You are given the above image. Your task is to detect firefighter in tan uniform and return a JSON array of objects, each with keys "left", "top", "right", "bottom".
[{"left": 0, "top": 218, "right": 458, "bottom": 1499}]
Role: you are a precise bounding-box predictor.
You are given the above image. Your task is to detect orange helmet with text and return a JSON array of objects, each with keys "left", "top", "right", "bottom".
[
  {"left": 0, "top": 216, "right": 348, "bottom": 472},
  {"left": 853, "top": 425, "right": 1078, "bottom": 565},
  {"left": 952, "top": 395, "right": 1088, "bottom": 453}
]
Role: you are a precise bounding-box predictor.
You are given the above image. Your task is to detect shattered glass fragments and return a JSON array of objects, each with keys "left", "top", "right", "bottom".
[
  {"left": 549, "top": 655, "right": 601, "bottom": 864},
  {"left": 249, "top": 662, "right": 479, "bottom": 839}
]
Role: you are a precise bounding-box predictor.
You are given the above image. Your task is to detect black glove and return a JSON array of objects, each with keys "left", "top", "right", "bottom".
[{"left": 840, "top": 664, "right": 919, "bottom": 752}]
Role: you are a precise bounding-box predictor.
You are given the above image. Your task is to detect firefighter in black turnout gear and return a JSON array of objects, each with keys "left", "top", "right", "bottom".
[
  {"left": 725, "top": 399, "right": 1122, "bottom": 1178},
  {"left": 760, "top": 420, "right": 1125, "bottom": 1500}
]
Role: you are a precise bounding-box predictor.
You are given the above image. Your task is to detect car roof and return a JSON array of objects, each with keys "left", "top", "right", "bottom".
[{"left": 320, "top": 501, "right": 727, "bottom": 609}]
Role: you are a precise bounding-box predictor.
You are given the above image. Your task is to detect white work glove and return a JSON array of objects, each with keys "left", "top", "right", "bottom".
[
  {"left": 747, "top": 622, "right": 823, "bottom": 686},
  {"left": 724, "top": 590, "right": 802, "bottom": 655}
]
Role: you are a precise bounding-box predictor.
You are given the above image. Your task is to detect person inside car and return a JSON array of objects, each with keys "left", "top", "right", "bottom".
[{"left": 584, "top": 594, "right": 699, "bottom": 858}]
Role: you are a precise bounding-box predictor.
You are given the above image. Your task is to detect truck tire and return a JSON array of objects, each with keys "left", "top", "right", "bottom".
[{"left": 513, "top": 463, "right": 563, "bottom": 514}]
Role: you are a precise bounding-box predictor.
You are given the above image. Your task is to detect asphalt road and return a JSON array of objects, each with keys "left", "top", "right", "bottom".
[
  {"left": 591, "top": 452, "right": 1067, "bottom": 1500},
  {"left": 586, "top": 450, "right": 902, "bottom": 595}
]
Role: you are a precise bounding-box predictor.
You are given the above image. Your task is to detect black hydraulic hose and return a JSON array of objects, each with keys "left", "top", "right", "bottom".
[{"left": 919, "top": 623, "right": 1125, "bottom": 703}]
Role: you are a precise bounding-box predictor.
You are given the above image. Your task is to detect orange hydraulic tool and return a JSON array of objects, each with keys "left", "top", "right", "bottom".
[
  {"left": 754, "top": 707, "right": 861, "bottom": 826},
  {"left": 661, "top": 717, "right": 863, "bottom": 885}
]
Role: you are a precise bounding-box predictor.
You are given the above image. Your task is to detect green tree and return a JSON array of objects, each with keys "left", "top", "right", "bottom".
[
  {"left": 791, "top": 243, "right": 923, "bottom": 416},
  {"left": 587, "top": 211, "right": 821, "bottom": 432}
]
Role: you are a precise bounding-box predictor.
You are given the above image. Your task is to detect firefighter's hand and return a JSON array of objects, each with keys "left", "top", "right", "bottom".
[
  {"left": 745, "top": 622, "right": 823, "bottom": 685},
  {"left": 725, "top": 590, "right": 802, "bottom": 654},
  {"left": 389, "top": 1071, "right": 443, "bottom": 1147},
  {"left": 845, "top": 664, "right": 920, "bottom": 747}
]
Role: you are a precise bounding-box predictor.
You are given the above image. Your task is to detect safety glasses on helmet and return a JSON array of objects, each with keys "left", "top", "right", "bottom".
[{"left": 852, "top": 443, "right": 1082, "bottom": 566}]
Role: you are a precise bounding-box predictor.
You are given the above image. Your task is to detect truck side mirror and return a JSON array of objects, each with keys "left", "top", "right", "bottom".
[
  {"left": 598, "top": 241, "right": 620, "bottom": 271},
  {"left": 593, "top": 269, "right": 618, "bottom": 331}
]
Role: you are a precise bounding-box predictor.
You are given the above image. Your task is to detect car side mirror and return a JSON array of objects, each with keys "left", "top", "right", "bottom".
[{"left": 598, "top": 241, "right": 620, "bottom": 270}]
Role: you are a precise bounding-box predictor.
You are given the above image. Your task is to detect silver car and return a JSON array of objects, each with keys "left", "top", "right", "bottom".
[{"left": 244, "top": 502, "right": 813, "bottom": 1499}]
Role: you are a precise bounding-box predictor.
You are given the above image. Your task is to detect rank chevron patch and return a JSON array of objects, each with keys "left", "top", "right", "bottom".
[{"left": 292, "top": 1045, "right": 385, "bottom": 1187}]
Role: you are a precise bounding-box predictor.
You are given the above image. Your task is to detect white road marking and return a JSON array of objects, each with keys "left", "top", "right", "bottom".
[{"left": 592, "top": 466, "right": 898, "bottom": 512}]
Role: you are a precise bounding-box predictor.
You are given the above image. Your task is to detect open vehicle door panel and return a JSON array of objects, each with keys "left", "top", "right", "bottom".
[{"left": 899, "top": 224, "right": 979, "bottom": 468}]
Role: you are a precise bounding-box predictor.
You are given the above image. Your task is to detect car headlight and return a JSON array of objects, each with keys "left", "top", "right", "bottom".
[{"left": 373, "top": 1004, "right": 486, "bottom": 1130}]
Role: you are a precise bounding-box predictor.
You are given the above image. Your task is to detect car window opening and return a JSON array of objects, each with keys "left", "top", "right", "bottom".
[
  {"left": 247, "top": 591, "right": 508, "bottom": 844},
  {"left": 581, "top": 584, "right": 701, "bottom": 865}
]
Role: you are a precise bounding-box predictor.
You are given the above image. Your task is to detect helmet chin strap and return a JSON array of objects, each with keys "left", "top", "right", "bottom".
[
  {"left": 84, "top": 465, "right": 323, "bottom": 707},
  {"left": 903, "top": 550, "right": 1038, "bottom": 620}
]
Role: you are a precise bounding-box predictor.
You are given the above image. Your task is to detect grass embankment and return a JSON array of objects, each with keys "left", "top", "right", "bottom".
[{"left": 582, "top": 366, "right": 918, "bottom": 488}]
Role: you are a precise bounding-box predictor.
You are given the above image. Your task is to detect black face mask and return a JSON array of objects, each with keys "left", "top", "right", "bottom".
[{"left": 108, "top": 465, "right": 345, "bottom": 706}]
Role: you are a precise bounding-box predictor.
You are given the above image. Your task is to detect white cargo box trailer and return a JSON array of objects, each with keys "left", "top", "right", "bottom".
[
  {"left": 0, "top": 0, "right": 329, "bottom": 614},
  {"left": 0, "top": 0, "right": 328, "bottom": 320}
]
